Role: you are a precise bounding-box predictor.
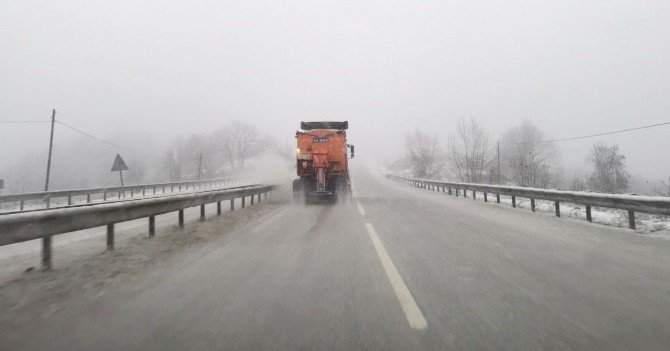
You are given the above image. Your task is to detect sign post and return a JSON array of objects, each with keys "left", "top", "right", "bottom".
[{"left": 111, "top": 154, "right": 129, "bottom": 186}]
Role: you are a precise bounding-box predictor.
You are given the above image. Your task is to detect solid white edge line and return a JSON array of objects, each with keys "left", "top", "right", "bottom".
[{"left": 364, "top": 222, "right": 428, "bottom": 330}]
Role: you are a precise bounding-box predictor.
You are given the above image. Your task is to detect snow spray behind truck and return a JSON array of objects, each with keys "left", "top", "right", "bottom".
[{"left": 293, "top": 121, "right": 354, "bottom": 203}]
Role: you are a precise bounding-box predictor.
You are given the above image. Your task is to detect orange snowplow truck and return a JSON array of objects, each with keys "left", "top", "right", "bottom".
[{"left": 293, "top": 121, "right": 354, "bottom": 203}]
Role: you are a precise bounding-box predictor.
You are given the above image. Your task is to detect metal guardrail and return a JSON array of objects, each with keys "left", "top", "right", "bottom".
[
  {"left": 0, "top": 184, "right": 274, "bottom": 269},
  {"left": 387, "top": 174, "right": 670, "bottom": 229},
  {"left": 0, "top": 178, "right": 237, "bottom": 211}
]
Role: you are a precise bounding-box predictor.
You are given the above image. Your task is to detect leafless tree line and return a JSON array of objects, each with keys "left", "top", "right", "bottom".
[
  {"left": 160, "top": 120, "right": 281, "bottom": 182},
  {"left": 0, "top": 120, "right": 283, "bottom": 194},
  {"left": 403, "top": 118, "right": 638, "bottom": 194}
]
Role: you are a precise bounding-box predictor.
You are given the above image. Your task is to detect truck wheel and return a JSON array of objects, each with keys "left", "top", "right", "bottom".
[{"left": 292, "top": 179, "right": 303, "bottom": 200}]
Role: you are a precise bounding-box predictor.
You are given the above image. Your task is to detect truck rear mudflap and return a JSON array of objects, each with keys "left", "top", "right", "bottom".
[
  {"left": 307, "top": 190, "right": 336, "bottom": 204},
  {"left": 309, "top": 190, "right": 334, "bottom": 197}
]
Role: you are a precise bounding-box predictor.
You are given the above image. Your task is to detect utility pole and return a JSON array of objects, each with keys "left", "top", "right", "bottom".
[
  {"left": 197, "top": 151, "right": 203, "bottom": 180},
  {"left": 44, "top": 109, "right": 56, "bottom": 192},
  {"left": 497, "top": 141, "right": 501, "bottom": 184},
  {"left": 43, "top": 109, "right": 56, "bottom": 271}
]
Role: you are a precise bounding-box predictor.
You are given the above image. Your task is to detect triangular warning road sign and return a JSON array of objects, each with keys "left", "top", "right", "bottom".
[{"left": 111, "top": 154, "right": 129, "bottom": 172}]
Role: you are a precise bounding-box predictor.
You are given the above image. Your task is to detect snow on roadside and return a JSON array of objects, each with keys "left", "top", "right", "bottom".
[{"left": 381, "top": 171, "right": 670, "bottom": 238}]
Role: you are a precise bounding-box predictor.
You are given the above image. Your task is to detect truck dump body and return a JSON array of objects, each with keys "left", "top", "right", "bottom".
[{"left": 294, "top": 121, "right": 354, "bottom": 203}]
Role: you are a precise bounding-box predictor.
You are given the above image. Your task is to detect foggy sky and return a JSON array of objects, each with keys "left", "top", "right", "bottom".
[{"left": 2, "top": 0, "right": 670, "bottom": 180}]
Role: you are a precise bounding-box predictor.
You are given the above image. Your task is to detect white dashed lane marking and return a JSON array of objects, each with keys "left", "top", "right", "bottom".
[{"left": 363, "top": 220, "right": 428, "bottom": 331}]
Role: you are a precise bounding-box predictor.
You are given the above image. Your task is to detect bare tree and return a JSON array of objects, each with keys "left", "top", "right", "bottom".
[
  {"left": 569, "top": 174, "right": 587, "bottom": 191},
  {"left": 210, "top": 127, "right": 235, "bottom": 170},
  {"left": 229, "top": 121, "right": 259, "bottom": 167},
  {"left": 651, "top": 177, "right": 670, "bottom": 197},
  {"left": 127, "top": 158, "right": 147, "bottom": 184},
  {"left": 210, "top": 121, "right": 259, "bottom": 170},
  {"left": 160, "top": 148, "right": 181, "bottom": 181},
  {"left": 587, "top": 141, "right": 629, "bottom": 194},
  {"left": 405, "top": 129, "right": 444, "bottom": 178},
  {"left": 446, "top": 118, "right": 491, "bottom": 183},
  {"left": 501, "top": 120, "right": 558, "bottom": 188}
]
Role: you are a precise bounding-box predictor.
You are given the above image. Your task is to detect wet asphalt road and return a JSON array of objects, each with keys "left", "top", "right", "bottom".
[{"left": 5, "top": 166, "right": 670, "bottom": 350}]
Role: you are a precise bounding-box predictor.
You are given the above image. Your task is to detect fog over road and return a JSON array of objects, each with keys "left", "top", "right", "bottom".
[{"left": 5, "top": 166, "right": 670, "bottom": 350}]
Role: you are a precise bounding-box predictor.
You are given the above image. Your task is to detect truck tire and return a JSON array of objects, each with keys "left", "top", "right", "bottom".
[{"left": 292, "top": 179, "right": 303, "bottom": 200}]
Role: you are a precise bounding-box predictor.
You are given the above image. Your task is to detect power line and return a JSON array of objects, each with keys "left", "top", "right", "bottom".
[
  {"left": 542, "top": 121, "right": 670, "bottom": 143},
  {"left": 0, "top": 120, "right": 52, "bottom": 123},
  {"left": 55, "top": 120, "right": 161, "bottom": 158}
]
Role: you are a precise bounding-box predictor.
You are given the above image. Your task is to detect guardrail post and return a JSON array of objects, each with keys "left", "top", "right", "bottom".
[
  {"left": 512, "top": 196, "right": 516, "bottom": 208},
  {"left": 86, "top": 194, "right": 91, "bottom": 203},
  {"left": 117, "top": 191, "right": 121, "bottom": 199},
  {"left": 463, "top": 189, "right": 466, "bottom": 198},
  {"left": 628, "top": 210, "right": 636, "bottom": 229},
  {"left": 242, "top": 196, "right": 246, "bottom": 208},
  {"left": 448, "top": 187, "right": 452, "bottom": 195},
  {"left": 496, "top": 194, "right": 500, "bottom": 203},
  {"left": 178, "top": 210, "right": 184, "bottom": 226},
  {"left": 456, "top": 188, "right": 459, "bottom": 196},
  {"left": 200, "top": 204, "right": 206, "bottom": 219},
  {"left": 257, "top": 193, "right": 262, "bottom": 203},
  {"left": 67, "top": 195, "right": 72, "bottom": 205},
  {"left": 555, "top": 201, "right": 560, "bottom": 217},
  {"left": 42, "top": 236, "right": 52, "bottom": 270},
  {"left": 142, "top": 188, "right": 146, "bottom": 196},
  {"left": 251, "top": 195, "right": 255, "bottom": 205},
  {"left": 217, "top": 201, "right": 222, "bottom": 215},
  {"left": 103, "top": 192, "right": 107, "bottom": 200},
  {"left": 530, "top": 199, "right": 535, "bottom": 212},
  {"left": 586, "top": 206, "right": 592, "bottom": 222},
  {"left": 20, "top": 200, "right": 25, "bottom": 210},
  {"left": 230, "top": 199, "right": 235, "bottom": 212},
  {"left": 472, "top": 191, "right": 476, "bottom": 200},
  {"left": 107, "top": 224, "right": 114, "bottom": 250},
  {"left": 484, "top": 193, "right": 488, "bottom": 202},
  {"left": 148, "top": 215, "right": 155, "bottom": 236}
]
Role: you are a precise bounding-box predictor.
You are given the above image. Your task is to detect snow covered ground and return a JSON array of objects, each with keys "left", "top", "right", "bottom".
[
  {"left": 494, "top": 196, "right": 670, "bottom": 236},
  {"left": 381, "top": 168, "right": 670, "bottom": 237},
  {"left": 0, "top": 180, "right": 255, "bottom": 214}
]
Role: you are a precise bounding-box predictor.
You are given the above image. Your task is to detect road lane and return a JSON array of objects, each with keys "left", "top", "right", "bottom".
[
  {"left": 6, "top": 189, "right": 431, "bottom": 350},
  {"left": 355, "top": 166, "right": 670, "bottom": 350},
  {"left": 3, "top": 165, "right": 670, "bottom": 350}
]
